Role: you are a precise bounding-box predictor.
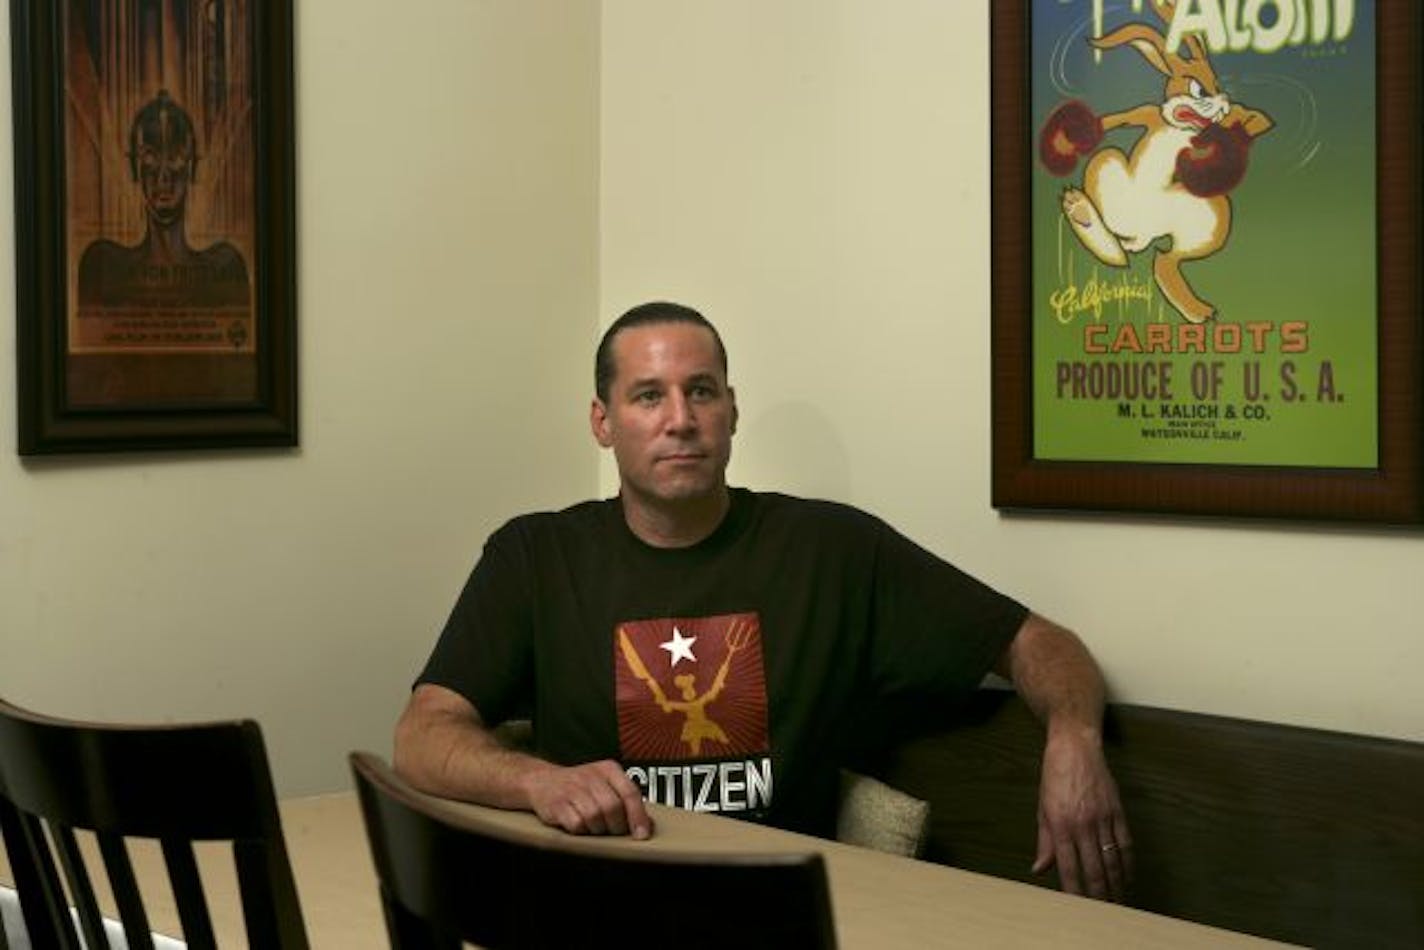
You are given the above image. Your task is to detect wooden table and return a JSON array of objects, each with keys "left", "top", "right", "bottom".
[{"left": 4, "top": 792, "right": 1293, "bottom": 948}]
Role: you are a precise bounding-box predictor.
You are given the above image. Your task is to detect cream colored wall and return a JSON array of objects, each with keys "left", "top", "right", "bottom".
[
  {"left": 600, "top": 1, "right": 1422, "bottom": 741},
  {"left": 0, "top": 0, "right": 601, "bottom": 794}
]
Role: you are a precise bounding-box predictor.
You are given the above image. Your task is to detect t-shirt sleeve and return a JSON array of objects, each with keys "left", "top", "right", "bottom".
[
  {"left": 415, "top": 521, "right": 534, "bottom": 725},
  {"left": 866, "top": 519, "right": 1028, "bottom": 704}
]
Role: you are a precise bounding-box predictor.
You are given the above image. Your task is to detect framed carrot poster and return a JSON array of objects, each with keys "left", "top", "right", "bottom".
[
  {"left": 12, "top": 0, "right": 296, "bottom": 454},
  {"left": 991, "top": 0, "right": 1422, "bottom": 522}
]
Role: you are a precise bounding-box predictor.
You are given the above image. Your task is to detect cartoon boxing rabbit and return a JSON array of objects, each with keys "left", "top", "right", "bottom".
[{"left": 1040, "top": 0, "right": 1273, "bottom": 324}]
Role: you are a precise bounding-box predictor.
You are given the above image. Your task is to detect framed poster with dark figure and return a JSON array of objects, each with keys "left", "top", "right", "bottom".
[
  {"left": 12, "top": 0, "right": 296, "bottom": 454},
  {"left": 990, "top": 0, "right": 1422, "bottom": 523}
]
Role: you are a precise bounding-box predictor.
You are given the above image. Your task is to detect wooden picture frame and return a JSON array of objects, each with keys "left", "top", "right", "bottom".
[
  {"left": 12, "top": 0, "right": 296, "bottom": 455},
  {"left": 991, "top": 1, "right": 1421, "bottom": 522}
]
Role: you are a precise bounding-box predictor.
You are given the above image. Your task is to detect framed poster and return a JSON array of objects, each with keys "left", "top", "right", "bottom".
[
  {"left": 991, "top": 0, "right": 1422, "bottom": 522},
  {"left": 12, "top": 0, "right": 296, "bottom": 455}
]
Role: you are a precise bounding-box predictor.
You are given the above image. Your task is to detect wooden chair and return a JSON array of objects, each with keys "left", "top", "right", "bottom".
[
  {"left": 0, "top": 697, "right": 308, "bottom": 949},
  {"left": 350, "top": 751, "right": 837, "bottom": 949}
]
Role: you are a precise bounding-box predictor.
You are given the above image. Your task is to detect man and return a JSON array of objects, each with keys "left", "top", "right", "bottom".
[{"left": 396, "top": 302, "right": 1132, "bottom": 901}]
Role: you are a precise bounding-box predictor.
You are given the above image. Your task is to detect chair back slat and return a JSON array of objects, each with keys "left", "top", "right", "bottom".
[
  {"left": 233, "top": 838, "right": 306, "bottom": 947},
  {"left": 160, "top": 838, "right": 215, "bottom": 949},
  {"left": 349, "top": 751, "right": 838, "bottom": 950},
  {"left": 1, "top": 803, "right": 77, "bottom": 950},
  {"left": 97, "top": 831, "right": 152, "bottom": 950},
  {"left": 53, "top": 826, "right": 108, "bottom": 949},
  {"left": 0, "top": 698, "right": 309, "bottom": 949}
]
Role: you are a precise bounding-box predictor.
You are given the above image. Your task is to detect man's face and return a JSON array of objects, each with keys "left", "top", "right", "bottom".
[{"left": 590, "top": 322, "right": 737, "bottom": 508}]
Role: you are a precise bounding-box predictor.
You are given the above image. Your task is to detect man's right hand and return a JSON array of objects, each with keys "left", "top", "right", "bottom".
[{"left": 523, "top": 759, "right": 654, "bottom": 839}]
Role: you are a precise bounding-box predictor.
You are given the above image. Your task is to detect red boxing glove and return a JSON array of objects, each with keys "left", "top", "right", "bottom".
[
  {"left": 1039, "top": 100, "right": 1103, "bottom": 176},
  {"left": 1176, "top": 123, "right": 1253, "bottom": 197}
]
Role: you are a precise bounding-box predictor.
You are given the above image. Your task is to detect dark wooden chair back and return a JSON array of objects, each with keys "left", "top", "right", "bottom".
[
  {"left": 0, "top": 697, "right": 308, "bottom": 949},
  {"left": 870, "top": 688, "right": 1424, "bottom": 950},
  {"left": 350, "top": 751, "right": 837, "bottom": 949}
]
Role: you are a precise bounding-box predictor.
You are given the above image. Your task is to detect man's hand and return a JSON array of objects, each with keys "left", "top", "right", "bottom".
[
  {"left": 1032, "top": 727, "right": 1132, "bottom": 901},
  {"left": 995, "top": 612, "right": 1133, "bottom": 902},
  {"left": 524, "top": 759, "right": 654, "bottom": 839}
]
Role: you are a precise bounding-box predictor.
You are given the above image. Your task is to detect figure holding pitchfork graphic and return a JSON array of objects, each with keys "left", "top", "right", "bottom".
[{"left": 618, "top": 622, "right": 755, "bottom": 756}]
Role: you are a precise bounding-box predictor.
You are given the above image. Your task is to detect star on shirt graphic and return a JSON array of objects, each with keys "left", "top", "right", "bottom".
[{"left": 659, "top": 626, "right": 697, "bottom": 667}]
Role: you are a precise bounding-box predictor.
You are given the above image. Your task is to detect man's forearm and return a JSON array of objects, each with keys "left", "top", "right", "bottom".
[
  {"left": 995, "top": 611, "right": 1131, "bottom": 901},
  {"left": 394, "top": 684, "right": 654, "bottom": 838},
  {"left": 393, "top": 688, "right": 553, "bottom": 810},
  {"left": 995, "top": 611, "right": 1106, "bottom": 738}
]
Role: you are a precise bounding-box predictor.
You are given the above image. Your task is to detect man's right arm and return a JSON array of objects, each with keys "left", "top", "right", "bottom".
[{"left": 393, "top": 683, "right": 654, "bottom": 839}]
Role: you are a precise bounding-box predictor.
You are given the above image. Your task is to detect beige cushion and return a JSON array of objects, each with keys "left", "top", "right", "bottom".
[{"left": 835, "top": 769, "right": 931, "bottom": 857}]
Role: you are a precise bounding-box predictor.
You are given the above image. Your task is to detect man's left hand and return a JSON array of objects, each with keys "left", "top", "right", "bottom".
[{"left": 1032, "top": 727, "right": 1133, "bottom": 902}]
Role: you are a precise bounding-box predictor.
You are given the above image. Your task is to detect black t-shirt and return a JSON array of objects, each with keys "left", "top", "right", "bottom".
[{"left": 419, "top": 488, "right": 1027, "bottom": 837}]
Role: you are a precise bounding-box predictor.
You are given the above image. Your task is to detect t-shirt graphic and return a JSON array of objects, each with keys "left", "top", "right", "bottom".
[{"left": 615, "top": 613, "right": 773, "bottom": 815}]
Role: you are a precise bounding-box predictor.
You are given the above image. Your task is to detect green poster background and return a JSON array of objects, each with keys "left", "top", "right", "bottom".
[{"left": 1030, "top": 2, "right": 1377, "bottom": 467}]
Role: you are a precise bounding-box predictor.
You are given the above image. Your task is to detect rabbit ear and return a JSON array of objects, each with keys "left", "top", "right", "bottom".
[
  {"left": 1091, "top": 23, "right": 1174, "bottom": 77},
  {"left": 1182, "top": 32, "right": 1212, "bottom": 66}
]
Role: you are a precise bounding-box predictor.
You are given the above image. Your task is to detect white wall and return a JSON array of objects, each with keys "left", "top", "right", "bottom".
[
  {"left": 0, "top": 0, "right": 602, "bottom": 794},
  {"left": 601, "top": 1, "right": 1422, "bottom": 741}
]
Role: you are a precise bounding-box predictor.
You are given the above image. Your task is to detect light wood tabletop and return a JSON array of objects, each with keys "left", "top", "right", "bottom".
[{"left": 3, "top": 791, "right": 1294, "bottom": 948}]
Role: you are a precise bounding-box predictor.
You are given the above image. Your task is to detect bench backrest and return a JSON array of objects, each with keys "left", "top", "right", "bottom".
[{"left": 871, "top": 689, "right": 1424, "bottom": 949}]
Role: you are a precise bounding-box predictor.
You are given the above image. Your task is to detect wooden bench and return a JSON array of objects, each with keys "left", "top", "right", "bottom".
[{"left": 865, "top": 688, "right": 1424, "bottom": 949}]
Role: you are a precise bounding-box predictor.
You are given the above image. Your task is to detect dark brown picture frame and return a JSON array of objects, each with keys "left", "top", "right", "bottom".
[
  {"left": 12, "top": 0, "right": 296, "bottom": 455},
  {"left": 990, "top": 3, "right": 1422, "bottom": 523}
]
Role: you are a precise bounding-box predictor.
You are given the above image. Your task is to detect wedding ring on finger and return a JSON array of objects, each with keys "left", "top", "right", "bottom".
[{"left": 1100, "top": 842, "right": 1119, "bottom": 853}]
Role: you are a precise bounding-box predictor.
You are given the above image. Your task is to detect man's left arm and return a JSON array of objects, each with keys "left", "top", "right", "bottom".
[{"left": 993, "top": 611, "right": 1132, "bottom": 902}]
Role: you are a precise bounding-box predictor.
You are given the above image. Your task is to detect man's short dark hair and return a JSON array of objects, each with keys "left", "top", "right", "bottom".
[{"left": 594, "top": 302, "right": 728, "bottom": 402}]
